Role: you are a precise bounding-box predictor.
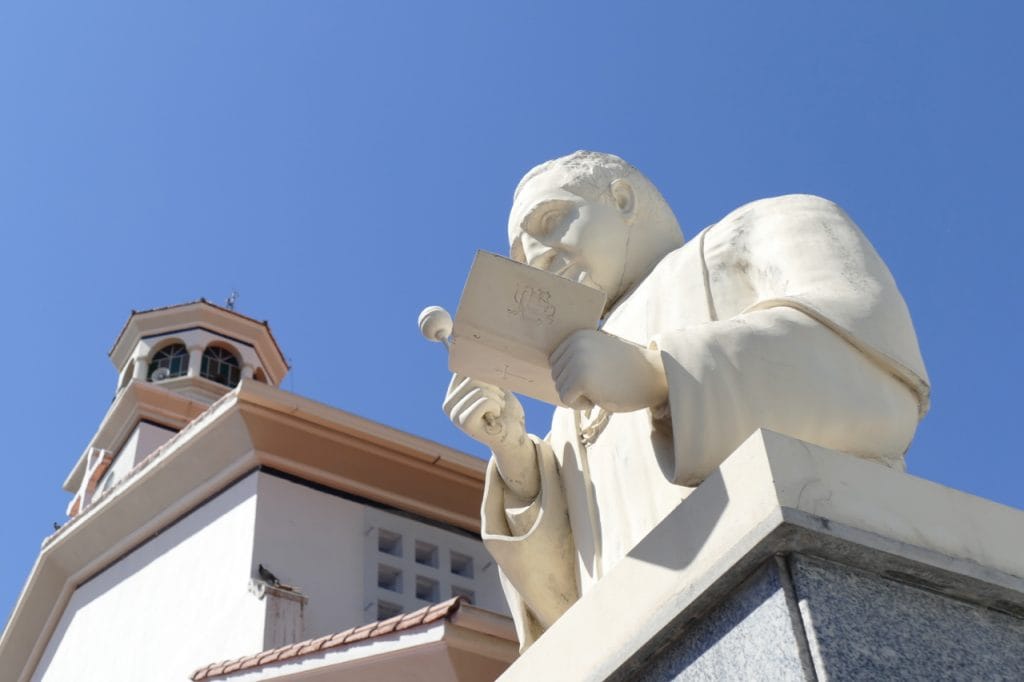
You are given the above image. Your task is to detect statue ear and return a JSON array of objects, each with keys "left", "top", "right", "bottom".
[{"left": 610, "top": 179, "right": 636, "bottom": 219}]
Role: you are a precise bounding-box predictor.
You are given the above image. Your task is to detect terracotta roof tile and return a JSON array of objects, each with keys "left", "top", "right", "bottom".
[
  {"left": 190, "top": 597, "right": 463, "bottom": 681},
  {"left": 398, "top": 605, "right": 430, "bottom": 629},
  {"left": 221, "top": 660, "right": 243, "bottom": 674},
  {"left": 373, "top": 614, "right": 404, "bottom": 636},
  {"left": 324, "top": 629, "right": 351, "bottom": 647},
  {"left": 279, "top": 642, "right": 304, "bottom": 658},
  {"left": 308, "top": 633, "right": 335, "bottom": 652},
  {"left": 256, "top": 649, "right": 284, "bottom": 665},
  {"left": 341, "top": 622, "right": 377, "bottom": 645},
  {"left": 206, "top": 662, "right": 228, "bottom": 676},
  {"left": 296, "top": 640, "right": 321, "bottom": 656},
  {"left": 195, "top": 659, "right": 226, "bottom": 679},
  {"left": 240, "top": 654, "right": 262, "bottom": 668}
]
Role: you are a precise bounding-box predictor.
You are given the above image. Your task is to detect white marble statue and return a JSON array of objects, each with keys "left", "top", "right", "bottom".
[{"left": 441, "top": 151, "right": 930, "bottom": 649}]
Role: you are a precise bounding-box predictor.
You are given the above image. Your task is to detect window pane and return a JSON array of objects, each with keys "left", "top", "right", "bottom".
[
  {"left": 201, "top": 347, "right": 241, "bottom": 387},
  {"left": 378, "top": 530, "right": 402, "bottom": 557},
  {"left": 450, "top": 551, "right": 474, "bottom": 578},
  {"left": 377, "top": 564, "right": 402, "bottom": 593},
  {"left": 149, "top": 344, "right": 188, "bottom": 380}
]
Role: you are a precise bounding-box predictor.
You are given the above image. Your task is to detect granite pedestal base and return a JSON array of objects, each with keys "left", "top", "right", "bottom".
[
  {"left": 499, "top": 430, "right": 1024, "bottom": 681},
  {"left": 623, "top": 553, "right": 1024, "bottom": 681}
]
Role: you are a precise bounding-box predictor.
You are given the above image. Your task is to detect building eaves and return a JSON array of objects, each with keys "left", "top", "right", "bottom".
[
  {"left": 48, "top": 389, "right": 234, "bottom": 546},
  {"left": 191, "top": 597, "right": 465, "bottom": 681}
]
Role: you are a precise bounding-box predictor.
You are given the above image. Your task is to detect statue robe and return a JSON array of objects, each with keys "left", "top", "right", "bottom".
[{"left": 481, "top": 194, "right": 930, "bottom": 649}]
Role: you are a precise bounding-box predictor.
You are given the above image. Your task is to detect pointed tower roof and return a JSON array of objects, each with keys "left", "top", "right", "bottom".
[{"left": 109, "top": 299, "right": 289, "bottom": 385}]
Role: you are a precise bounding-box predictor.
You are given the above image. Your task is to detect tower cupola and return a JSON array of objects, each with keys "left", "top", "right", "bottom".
[
  {"left": 109, "top": 299, "right": 288, "bottom": 401},
  {"left": 62, "top": 300, "right": 288, "bottom": 517}
]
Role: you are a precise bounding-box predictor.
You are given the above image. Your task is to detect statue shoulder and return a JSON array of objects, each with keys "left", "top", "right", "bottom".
[
  {"left": 719, "top": 193, "right": 846, "bottom": 224},
  {"left": 711, "top": 194, "right": 862, "bottom": 245}
]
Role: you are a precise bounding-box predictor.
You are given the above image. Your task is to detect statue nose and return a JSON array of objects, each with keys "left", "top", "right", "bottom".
[
  {"left": 529, "top": 248, "right": 569, "bottom": 274},
  {"left": 521, "top": 234, "right": 561, "bottom": 270}
]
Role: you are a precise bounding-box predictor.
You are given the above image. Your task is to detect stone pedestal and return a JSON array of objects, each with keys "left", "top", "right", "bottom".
[{"left": 499, "top": 430, "right": 1024, "bottom": 681}]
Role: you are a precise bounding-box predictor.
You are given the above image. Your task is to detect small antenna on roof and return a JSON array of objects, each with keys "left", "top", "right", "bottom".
[{"left": 226, "top": 290, "right": 239, "bottom": 311}]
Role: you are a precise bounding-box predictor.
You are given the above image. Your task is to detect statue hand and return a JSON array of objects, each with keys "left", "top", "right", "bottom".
[
  {"left": 443, "top": 374, "right": 538, "bottom": 498},
  {"left": 550, "top": 330, "right": 669, "bottom": 412},
  {"left": 444, "top": 374, "right": 522, "bottom": 447}
]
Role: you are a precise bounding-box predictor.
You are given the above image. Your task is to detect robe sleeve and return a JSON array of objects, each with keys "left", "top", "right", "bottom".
[
  {"left": 480, "top": 435, "right": 579, "bottom": 649},
  {"left": 712, "top": 194, "right": 930, "bottom": 413},
  {"left": 650, "top": 306, "right": 921, "bottom": 486},
  {"left": 649, "top": 195, "right": 928, "bottom": 486}
]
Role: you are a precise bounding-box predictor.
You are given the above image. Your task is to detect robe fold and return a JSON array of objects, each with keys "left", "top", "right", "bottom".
[{"left": 481, "top": 194, "right": 930, "bottom": 649}]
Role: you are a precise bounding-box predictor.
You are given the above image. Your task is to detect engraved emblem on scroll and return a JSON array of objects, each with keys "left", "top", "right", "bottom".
[{"left": 508, "top": 284, "right": 556, "bottom": 326}]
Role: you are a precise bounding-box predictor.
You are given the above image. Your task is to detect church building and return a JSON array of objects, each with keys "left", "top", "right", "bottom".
[{"left": 0, "top": 301, "right": 516, "bottom": 682}]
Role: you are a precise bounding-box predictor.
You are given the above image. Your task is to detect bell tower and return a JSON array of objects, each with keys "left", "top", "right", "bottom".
[{"left": 63, "top": 300, "right": 288, "bottom": 517}]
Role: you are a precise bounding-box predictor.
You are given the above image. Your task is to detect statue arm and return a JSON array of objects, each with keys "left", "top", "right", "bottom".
[
  {"left": 647, "top": 194, "right": 927, "bottom": 486},
  {"left": 650, "top": 305, "right": 920, "bottom": 487},
  {"left": 443, "top": 375, "right": 577, "bottom": 641},
  {"left": 481, "top": 434, "right": 578, "bottom": 645}
]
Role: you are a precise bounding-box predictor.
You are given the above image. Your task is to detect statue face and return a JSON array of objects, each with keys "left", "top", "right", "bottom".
[{"left": 509, "top": 169, "right": 632, "bottom": 300}]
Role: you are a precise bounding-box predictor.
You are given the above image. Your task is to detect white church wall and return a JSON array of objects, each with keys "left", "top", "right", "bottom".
[
  {"left": 250, "top": 471, "right": 367, "bottom": 642},
  {"left": 32, "top": 473, "right": 266, "bottom": 682},
  {"left": 250, "top": 471, "right": 509, "bottom": 644}
]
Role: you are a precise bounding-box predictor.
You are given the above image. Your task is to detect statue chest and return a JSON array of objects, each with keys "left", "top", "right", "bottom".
[{"left": 603, "top": 230, "right": 716, "bottom": 343}]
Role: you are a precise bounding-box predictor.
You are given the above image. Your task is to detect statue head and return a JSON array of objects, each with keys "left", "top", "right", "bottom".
[{"left": 509, "top": 151, "right": 683, "bottom": 310}]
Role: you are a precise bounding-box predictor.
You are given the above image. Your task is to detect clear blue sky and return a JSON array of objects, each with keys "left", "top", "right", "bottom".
[{"left": 2, "top": 2, "right": 1022, "bottom": 625}]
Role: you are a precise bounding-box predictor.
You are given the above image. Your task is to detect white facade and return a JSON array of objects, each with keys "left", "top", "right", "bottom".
[
  {"left": 31, "top": 470, "right": 506, "bottom": 682},
  {"left": 251, "top": 472, "right": 367, "bottom": 643},
  {"left": 33, "top": 474, "right": 265, "bottom": 682}
]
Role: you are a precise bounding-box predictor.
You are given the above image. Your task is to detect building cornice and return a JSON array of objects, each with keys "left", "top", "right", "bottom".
[{"left": 62, "top": 380, "right": 212, "bottom": 493}]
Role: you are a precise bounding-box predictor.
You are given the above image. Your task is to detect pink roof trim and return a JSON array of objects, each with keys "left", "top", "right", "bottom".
[{"left": 191, "top": 597, "right": 464, "bottom": 681}]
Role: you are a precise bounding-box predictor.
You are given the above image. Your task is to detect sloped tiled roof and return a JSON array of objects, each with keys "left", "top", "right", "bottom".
[
  {"left": 191, "top": 597, "right": 464, "bottom": 681},
  {"left": 109, "top": 298, "right": 279, "bottom": 356}
]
